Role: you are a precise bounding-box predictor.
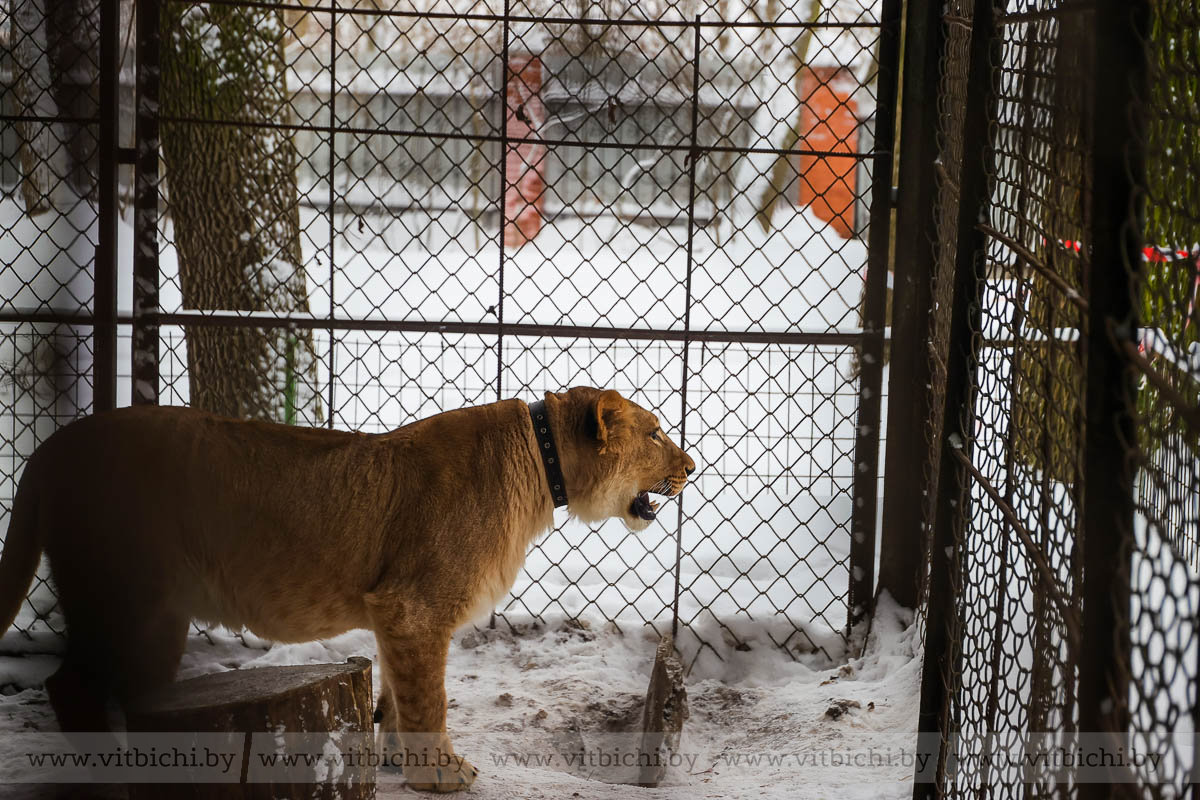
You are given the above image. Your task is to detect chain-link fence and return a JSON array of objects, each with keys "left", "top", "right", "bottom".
[
  {"left": 1, "top": 0, "right": 900, "bottom": 670},
  {"left": 904, "top": 0, "right": 1200, "bottom": 797}
]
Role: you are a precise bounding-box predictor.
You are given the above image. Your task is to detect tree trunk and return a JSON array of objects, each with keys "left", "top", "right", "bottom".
[
  {"left": 160, "top": 2, "right": 323, "bottom": 424},
  {"left": 753, "top": 0, "right": 824, "bottom": 233},
  {"left": 127, "top": 657, "right": 375, "bottom": 800},
  {"left": 10, "top": 0, "right": 62, "bottom": 215},
  {"left": 636, "top": 634, "right": 688, "bottom": 788}
]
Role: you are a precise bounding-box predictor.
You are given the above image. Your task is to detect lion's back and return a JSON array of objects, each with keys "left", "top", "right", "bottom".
[
  {"left": 26, "top": 406, "right": 384, "bottom": 634},
  {"left": 28, "top": 405, "right": 371, "bottom": 555}
]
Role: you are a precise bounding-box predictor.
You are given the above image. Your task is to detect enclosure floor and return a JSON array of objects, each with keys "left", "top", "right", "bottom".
[{"left": 0, "top": 600, "right": 920, "bottom": 799}]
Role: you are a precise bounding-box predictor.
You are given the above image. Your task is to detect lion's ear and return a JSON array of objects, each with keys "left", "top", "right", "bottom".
[{"left": 594, "top": 389, "right": 626, "bottom": 444}]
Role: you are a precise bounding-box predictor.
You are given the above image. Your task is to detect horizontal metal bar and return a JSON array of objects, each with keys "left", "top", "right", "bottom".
[
  {"left": 157, "top": 113, "right": 882, "bottom": 160},
  {"left": 979, "top": 336, "right": 1077, "bottom": 349},
  {"left": 949, "top": 446, "right": 1083, "bottom": 643},
  {"left": 192, "top": 0, "right": 884, "bottom": 29},
  {"left": 997, "top": 1, "right": 1096, "bottom": 25},
  {"left": 979, "top": 222, "right": 1088, "bottom": 311},
  {"left": 0, "top": 114, "right": 101, "bottom": 125},
  {"left": 943, "top": 13, "right": 972, "bottom": 30},
  {"left": 0, "top": 311, "right": 101, "bottom": 326},
  {"left": 0, "top": 310, "right": 868, "bottom": 347},
  {"left": 299, "top": 194, "right": 718, "bottom": 227}
]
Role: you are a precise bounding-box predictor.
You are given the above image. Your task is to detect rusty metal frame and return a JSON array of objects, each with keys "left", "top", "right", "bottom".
[
  {"left": 1075, "top": 0, "right": 1148, "bottom": 791},
  {"left": 878, "top": 0, "right": 945, "bottom": 613},
  {"left": 94, "top": 0, "right": 120, "bottom": 412},
  {"left": 847, "top": 0, "right": 903, "bottom": 629}
]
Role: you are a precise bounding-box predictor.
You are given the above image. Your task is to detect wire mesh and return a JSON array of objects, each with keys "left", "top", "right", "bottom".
[
  {"left": 1, "top": 0, "right": 896, "bottom": 668},
  {"left": 954, "top": 3, "right": 1087, "bottom": 793},
  {"left": 0, "top": 0, "right": 121, "bottom": 648},
  {"left": 1120, "top": 0, "right": 1200, "bottom": 795},
  {"left": 914, "top": 0, "right": 1200, "bottom": 797}
]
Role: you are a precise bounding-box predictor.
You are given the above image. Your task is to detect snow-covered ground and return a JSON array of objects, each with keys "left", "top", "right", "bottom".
[{"left": 0, "top": 597, "right": 922, "bottom": 799}]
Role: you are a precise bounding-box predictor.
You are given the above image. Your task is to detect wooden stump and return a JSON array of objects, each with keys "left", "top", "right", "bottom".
[
  {"left": 637, "top": 634, "right": 688, "bottom": 787},
  {"left": 126, "top": 656, "right": 374, "bottom": 800}
]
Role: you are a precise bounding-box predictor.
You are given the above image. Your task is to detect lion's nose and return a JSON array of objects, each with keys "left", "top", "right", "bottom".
[{"left": 685, "top": 456, "right": 696, "bottom": 475}]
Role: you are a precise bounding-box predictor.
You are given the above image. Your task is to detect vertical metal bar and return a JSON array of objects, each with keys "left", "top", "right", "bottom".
[
  {"left": 913, "top": 0, "right": 1003, "bottom": 796},
  {"left": 1076, "top": 0, "right": 1147, "bottom": 793},
  {"left": 496, "top": 0, "right": 510, "bottom": 402},
  {"left": 94, "top": 0, "right": 120, "bottom": 412},
  {"left": 326, "top": 0, "right": 337, "bottom": 428},
  {"left": 670, "top": 13, "right": 701, "bottom": 639},
  {"left": 876, "top": 0, "right": 946, "bottom": 612},
  {"left": 132, "top": 0, "right": 161, "bottom": 405},
  {"left": 846, "top": 0, "right": 902, "bottom": 630},
  {"left": 903, "top": 3, "right": 953, "bottom": 783},
  {"left": 488, "top": 0, "right": 512, "bottom": 634}
]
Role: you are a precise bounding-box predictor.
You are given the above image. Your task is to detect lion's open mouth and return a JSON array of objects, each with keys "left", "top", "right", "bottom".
[
  {"left": 631, "top": 491, "right": 660, "bottom": 521},
  {"left": 632, "top": 479, "right": 679, "bottom": 521}
]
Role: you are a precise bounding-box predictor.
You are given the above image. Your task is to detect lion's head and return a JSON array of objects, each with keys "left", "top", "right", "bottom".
[{"left": 545, "top": 387, "right": 696, "bottom": 532}]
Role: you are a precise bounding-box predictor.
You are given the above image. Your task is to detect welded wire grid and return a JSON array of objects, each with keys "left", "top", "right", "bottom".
[{"left": 0, "top": 0, "right": 893, "bottom": 665}]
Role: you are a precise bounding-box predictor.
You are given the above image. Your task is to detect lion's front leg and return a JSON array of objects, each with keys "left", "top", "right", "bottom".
[{"left": 367, "top": 597, "right": 477, "bottom": 793}]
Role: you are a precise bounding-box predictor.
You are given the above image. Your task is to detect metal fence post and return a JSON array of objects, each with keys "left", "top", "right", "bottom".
[
  {"left": 846, "top": 0, "right": 902, "bottom": 630},
  {"left": 494, "top": 0, "right": 510, "bottom": 404},
  {"left": 670, "top": 13, "right": 702, "bottom": 639},
  {"left": 912, "top": 0, "right": 1002, "bottom": 795},
  {"left": 876, "top": 0, "right": 946, "bottom": 612},
  {"left": 1076, "top": 0, "right": 1148, "bottom": 793},
  {"left": 94, "top": 0, "right": 120, "bottom": 412},
  {"left": 133, "top": 0, "right": 161, "bottom": 405},
  {"left": 326, "top": 0, "right": 338, "bottom": 428}
]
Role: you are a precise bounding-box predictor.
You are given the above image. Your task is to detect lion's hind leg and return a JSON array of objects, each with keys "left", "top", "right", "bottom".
[
  {"left": 47, "top": 565, "right": 189, "bottom": 731},
  {"left": 45, "top": 650, "right": 112, "bottom": 733}
]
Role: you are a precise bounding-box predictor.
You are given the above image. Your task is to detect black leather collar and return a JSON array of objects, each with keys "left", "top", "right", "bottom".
[{"left": 527, "top": 399, "right": 568, "bottom": 508}]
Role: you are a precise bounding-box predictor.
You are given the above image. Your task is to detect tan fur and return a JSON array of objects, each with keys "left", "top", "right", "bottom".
[{"left": 0, "top": 386, "right": 694, "bottom": 792}]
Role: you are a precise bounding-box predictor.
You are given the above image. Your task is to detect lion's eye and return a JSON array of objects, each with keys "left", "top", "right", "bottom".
[{"left": 650, "top": 429, "right": 663, "bottom": 442}]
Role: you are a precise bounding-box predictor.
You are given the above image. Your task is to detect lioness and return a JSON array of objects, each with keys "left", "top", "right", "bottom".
[{"left": 0, "top": 386, "right": 693, "bottom": 791}]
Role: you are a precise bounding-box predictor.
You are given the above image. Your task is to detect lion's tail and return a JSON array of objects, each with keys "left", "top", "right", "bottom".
[{"left": 0, "top": 459, "right": 43, "bottom": 637}]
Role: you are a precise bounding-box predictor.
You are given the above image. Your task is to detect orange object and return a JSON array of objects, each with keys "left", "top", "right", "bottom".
[
  {"left": 504, "top": 55, "right": 546, "bottom": 249},
  {"left": 797, "top": 66, "right": 860, "bottom": 239}
]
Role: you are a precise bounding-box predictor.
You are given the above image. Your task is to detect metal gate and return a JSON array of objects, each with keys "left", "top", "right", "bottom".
[{"left": 1, "top": 0, "right": 900, "bottom": 669}]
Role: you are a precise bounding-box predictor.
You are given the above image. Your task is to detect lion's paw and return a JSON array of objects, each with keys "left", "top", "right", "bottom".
[{"left": 404, "top": 756, "right": 478, "bottom": 793}]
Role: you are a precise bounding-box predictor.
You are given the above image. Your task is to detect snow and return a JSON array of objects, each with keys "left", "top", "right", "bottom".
[{"left": 0, "top": 596, "right": 922, "bottom": 798}]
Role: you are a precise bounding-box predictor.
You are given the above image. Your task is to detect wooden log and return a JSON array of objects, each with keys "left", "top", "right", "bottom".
[
  {"left": 636, "top": 634, "right": 688, "bottom": 788},
  {"left": 126, "top": 656, "right": 374, "bottom": 800}
]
